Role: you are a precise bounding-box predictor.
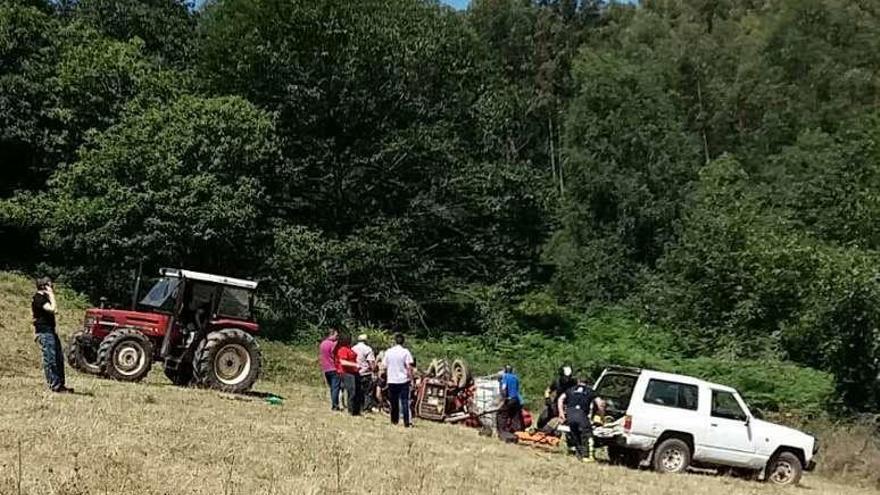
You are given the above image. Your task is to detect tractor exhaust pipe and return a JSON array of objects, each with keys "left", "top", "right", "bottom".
[{"left": 131, "top": 260, "right": 143, "bottom": 310}]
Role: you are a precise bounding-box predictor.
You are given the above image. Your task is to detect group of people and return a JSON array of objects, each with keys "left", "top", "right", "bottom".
[
  {"left": 318, "top": 329, "right": 416, "bottom": 426},
  {"left": 317, "top": 328, "right": 604, "bottom": 462}
]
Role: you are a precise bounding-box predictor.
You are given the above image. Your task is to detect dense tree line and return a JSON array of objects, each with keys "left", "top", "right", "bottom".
[{"left": 2, "top": 0, "right": 879, "bottom": 411}]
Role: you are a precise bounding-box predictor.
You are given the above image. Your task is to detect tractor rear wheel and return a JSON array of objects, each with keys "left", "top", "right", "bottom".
[
  {"left": 194, "top": 329, "right": 261, "bottom": 393},
  {"left": 66, "top": 331, "right": 102, "bottom": 375},
  {"left": 426, "top": 359, "right": 450, "bottom": 380},
  {"left": 97, "top": 328, "right": 153, "bottom": 382},
  {"left": 451, "top": 359, "right": 471, "bottom": 387}
]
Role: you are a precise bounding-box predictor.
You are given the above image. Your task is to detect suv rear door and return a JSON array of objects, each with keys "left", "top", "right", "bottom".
[
  {"left": 701, "top": 389, "right": 756, "bottom": 466},
  {"left": 634, "top": 377, "right": 704, "bottom": 444}
]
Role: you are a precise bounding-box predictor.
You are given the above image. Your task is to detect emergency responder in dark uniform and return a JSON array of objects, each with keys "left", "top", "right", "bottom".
[
  {"left": 557, "top": 374, "right": 602, "bottom": 462},
  {"left": 537, "top": 365, "right": 576, "bottom": 429}
]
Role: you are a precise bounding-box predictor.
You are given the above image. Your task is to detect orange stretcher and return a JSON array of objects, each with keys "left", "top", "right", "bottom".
[{"left": 514, "top": 431, "right": 562, "bottom": 450}]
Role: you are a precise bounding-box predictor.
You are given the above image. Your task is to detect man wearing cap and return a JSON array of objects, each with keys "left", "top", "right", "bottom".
[{"left": 352, "top": 333, "right": 377, "bottom": 412}]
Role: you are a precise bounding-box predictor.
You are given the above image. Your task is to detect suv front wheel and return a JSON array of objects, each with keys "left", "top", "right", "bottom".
[
  {"left": 766, "top": 451, "right": 803, "bottom": 486},
  {"left": 653, "top": 438, "right": 691, "bottom": 474}
]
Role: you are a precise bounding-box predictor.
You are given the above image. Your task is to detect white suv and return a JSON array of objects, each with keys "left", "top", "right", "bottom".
[{"left": 592, "top": 367, "right": 818, "bottom": 485}]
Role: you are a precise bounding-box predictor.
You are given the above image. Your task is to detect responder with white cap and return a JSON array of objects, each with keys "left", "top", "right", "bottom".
[{"left": 536, "top": 365, "right": 576, "bottom": 429}]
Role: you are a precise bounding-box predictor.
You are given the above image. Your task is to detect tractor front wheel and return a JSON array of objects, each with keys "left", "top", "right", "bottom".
[
  {"left": 194, "top": 329, "right": 261, "bottom": 393},
  {"left": 97, "top": 328, "right": 153, "bottom": 382},
  {"left": 66, "top": 331, "right": 102, "bottom": 375}
]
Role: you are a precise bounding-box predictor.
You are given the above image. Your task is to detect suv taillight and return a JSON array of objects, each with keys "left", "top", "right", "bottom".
[{"left": 624, "top": 415, "right": 632, "bottom": 432}]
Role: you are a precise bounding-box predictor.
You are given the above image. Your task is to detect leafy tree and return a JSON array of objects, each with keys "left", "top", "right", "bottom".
[
  {"left": 15, "top": 95, "right": 279, "bottom": 295},
  {"left": 547, "top": 53, "right": 701, "bottom": 304},
  {"left": 62, "top": 0, "right": 195, "bottom": 66},
  {"left": 196, "top": 0, "right": 547, "bottom": 325}
]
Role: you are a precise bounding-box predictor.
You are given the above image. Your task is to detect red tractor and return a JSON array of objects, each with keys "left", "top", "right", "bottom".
[{"left": 66, "top": 268, "right": 262, "bottom": 393}]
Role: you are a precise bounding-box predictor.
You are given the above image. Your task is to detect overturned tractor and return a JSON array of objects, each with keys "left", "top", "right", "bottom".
[
  {"left": 414, "top": 358, "right": 475, "bottom": 422},
  {"left": 67, "top": 268, "right": 262, "bottom": 393}
]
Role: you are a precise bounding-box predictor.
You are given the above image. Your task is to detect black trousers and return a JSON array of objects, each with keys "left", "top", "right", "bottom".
[
  {"left": 388, "top": 382, "right": 411, "bottom": 426},
  {"left": 342, "top": 373, "right": 362, "bottom": 416},
  {"left": 537, "top": 398, "right": 559, "bottom": 429},
  {"left": 496, "top": 398, "right": 523, "bottom": 438},
  {"left": 359, "top": 374, "right": 375, "bottom": 411},
  {"left": 565, "top": 407, "right": 591, "bottom": 458}
]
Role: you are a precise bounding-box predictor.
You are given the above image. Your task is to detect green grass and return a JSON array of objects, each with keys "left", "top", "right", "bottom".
[{"left": 0, "top": 271, "right": 875, "bottom": 492}]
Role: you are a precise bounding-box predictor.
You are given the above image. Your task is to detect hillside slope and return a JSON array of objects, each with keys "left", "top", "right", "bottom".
[{"left": 0, "top": 273, "right": 873, "bottom": 494}]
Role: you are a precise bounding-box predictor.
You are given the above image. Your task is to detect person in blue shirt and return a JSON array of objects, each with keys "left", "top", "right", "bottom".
[{"left": 496, "top": 364, "right": 523, "bottom": 441}]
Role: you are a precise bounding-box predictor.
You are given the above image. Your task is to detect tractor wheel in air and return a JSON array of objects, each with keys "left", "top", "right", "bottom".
[
  {"left": 97, "top": 328, "right": 153, "bottom": 382},
  {"left": 766, "top": 451, "right": 803, "bottom": 486},
  {"left": 426, "top": 358, "right": 450, "bottom": 380},
  {"left": 653, "top": 438, "right": 691, "bottom": 474},
  {"left": 66, "top": 331, "right": 102, "bottom": 375},
  {"left": 164, "top": 363, "right": 195, "bottom": 387},
  {"left": 194, "top": 329, "right": 262, "bottom": 393},
  {"left": 451, "top": 359, "right": 471, "bottom": 387}
]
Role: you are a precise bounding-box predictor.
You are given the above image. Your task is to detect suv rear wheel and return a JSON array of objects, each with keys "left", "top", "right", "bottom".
[
  {"left": 98, "top": 328, "right": 153, "bottom": 381},
  {"left": 653, "top": 438, "right": 691, "bottom": 474},
  {"left": 766, "top": 451, "right": 803, "bottom": 486},
  {"left": 194, "top": 329, "right": 261, "bottom": 393}
]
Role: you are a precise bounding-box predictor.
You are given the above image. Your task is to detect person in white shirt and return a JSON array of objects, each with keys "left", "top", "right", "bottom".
[
  {"left": 382, "top": 333, "right": 414, "bottom": 426},
  {"left": 352, "top": 334, "right": 377, "bottom": 412}
]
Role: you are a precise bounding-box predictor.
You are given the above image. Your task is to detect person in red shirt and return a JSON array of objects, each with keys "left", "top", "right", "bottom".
[{"left": 334, "top": 334, "right": 362, "bottom": 416}]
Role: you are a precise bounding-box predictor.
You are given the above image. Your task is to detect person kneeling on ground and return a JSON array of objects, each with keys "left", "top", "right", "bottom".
[
  {"left": 334, "top": 334, "right": 362, "bottom": 416},
  {"left": 537, "top": 365, "right": 575, "bottom": 430},
  {"left": 557, "top": 373, "right": 603, "bottom": 462},
  {"left": 496, "top": 364, "right": 524, "bottom": 442},
  {"left": 32, "top": 277, "right": 72, "bottom": 393}
]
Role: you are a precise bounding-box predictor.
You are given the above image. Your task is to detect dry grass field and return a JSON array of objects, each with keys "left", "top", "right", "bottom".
[{"left": 0, "top": 273, "right": 877, "bottom": 495}]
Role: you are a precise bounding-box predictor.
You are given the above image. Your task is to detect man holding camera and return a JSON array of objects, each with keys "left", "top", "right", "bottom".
[{"left": 33, "top": 277, "right": 72, "bottom": 393}]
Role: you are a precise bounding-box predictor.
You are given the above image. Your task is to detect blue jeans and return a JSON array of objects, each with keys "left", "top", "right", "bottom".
[
  {"left": 324, "top": 371, "right": 341, "bottom": 410},
  {"left": 36, "top": 331, "right": 65, "bottom": 390},
  {"left": 388, "top": 382, "right": 411, "bottom": 426}
]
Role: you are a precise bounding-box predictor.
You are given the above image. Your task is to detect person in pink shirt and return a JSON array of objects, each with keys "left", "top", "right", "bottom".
[{"left": 319, "top": 328, "right": 340, "bottom": 410}]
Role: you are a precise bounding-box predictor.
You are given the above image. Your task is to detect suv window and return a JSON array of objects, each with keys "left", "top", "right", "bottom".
[
  {"left": 712, "top": 390, "right": 747, "bottom": 421},
  {"left": 596, "top": 373, "right": 638, "bottom": 414},
  {"left": 643, "top": 379, "right": 699, "bottom": 410}
]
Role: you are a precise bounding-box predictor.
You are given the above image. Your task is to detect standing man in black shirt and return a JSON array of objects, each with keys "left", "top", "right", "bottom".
[
  {"left": 32, "top": 277, "right": 71, "bottom": 393},
  {"left": 557, "top": 373, "right": 602, "bottom": 462}
]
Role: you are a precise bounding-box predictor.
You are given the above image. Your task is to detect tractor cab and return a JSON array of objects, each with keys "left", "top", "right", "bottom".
[
  {"left": 141, "top": 268, "right": 259, "bottom": 341},
  {"left": 69, "top": 268, "right": 263, "bottom": 393}
]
